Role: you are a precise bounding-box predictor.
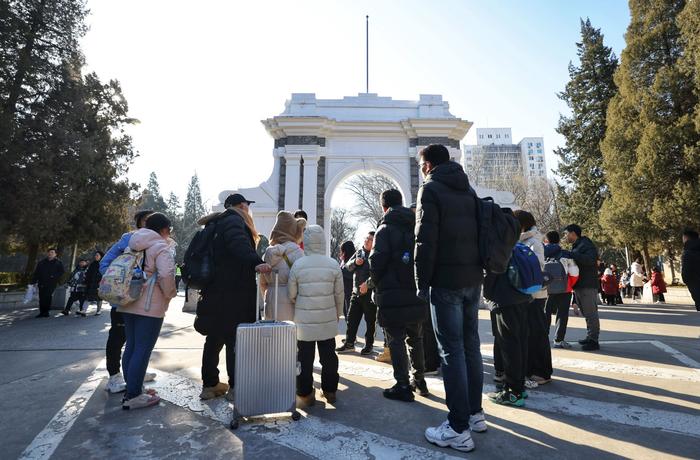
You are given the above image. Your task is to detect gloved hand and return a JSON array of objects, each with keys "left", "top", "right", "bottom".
[{"left": 416, "top": 288, "right": 429, "bottom": 303}]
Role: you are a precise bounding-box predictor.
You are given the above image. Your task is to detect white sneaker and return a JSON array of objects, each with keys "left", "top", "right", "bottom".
[
  {"left": 469, "top": 410, "right": 487, "bottom": 433},
  {"left": 553, "top": 340, "right": 572, "bottom": 349},
  {"left": 144, "top": 372, "right": 156, "bottom": 382},
  {"left": 425, "top": 420, "right": 475, "bottom": 452},
  {"left": 106, "top": 373, "right": 127, "bottom": 394},
  {"left": 524, "top": 378, "right": 539, "bottom": 389},
  {"left": 122, "top": 393, "right": 160, "bottom": 410}
]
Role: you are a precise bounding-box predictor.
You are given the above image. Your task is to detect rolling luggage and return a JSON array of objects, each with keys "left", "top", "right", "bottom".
[{"left": 230, "top": 270, "right": 299, "bottom": 429}]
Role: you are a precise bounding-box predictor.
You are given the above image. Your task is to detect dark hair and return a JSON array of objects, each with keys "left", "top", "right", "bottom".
[
  {"left": 293, "top": 210, "right": 308, "bottom": 220},
  {"left": 545, "top": 231, "right": 560, "bottom": 244},
  {"left": 419, "top": 144, "right": 450, "bottom": 166},
  {"left": 145, "top": 212, "right": 172, "bottom": 234},
  {"left": 380, "top": 189, "right": 402, "bottom": 208},
  {"left": 683, "top": 228, "right": 699, "bottom": 240},
  {"left": 513, "top": 210, "right": 536, "bottom": 232},
  {"left": 134, "top": 210, "right": 154, "bottom": 227},
  {"left": 95, "top": 250, "right": 105, "bottom": 258},
  {"left": 652, "top": 266, "right": 661, "bottom": 273},
  {"left": 368, "top": 231, "right": 376, "bottom": 237},
  {"left": 47, "top": 247, "right": 57, "bottom": 253},
  {"left": 564, "top": 224, "right": 582, "bottom": 237},
  {"left": 340, "top": 240, "right": 356, "bottom": 262}
]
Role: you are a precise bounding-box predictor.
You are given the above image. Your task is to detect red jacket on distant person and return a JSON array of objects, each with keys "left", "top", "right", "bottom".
[
  {"left": 651, "top": 271, "right": 667, "bottom": 295},
  {"left": 601, "top": 274, "right": 618, "bottom": 295}
]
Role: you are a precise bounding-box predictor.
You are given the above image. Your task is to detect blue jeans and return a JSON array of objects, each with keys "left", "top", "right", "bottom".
[
  {"left": 430, "top": 285, "right": 484, "bottom": 433},
  {"left": 122, "top": 313, "right": 163, "bottom": 399}
]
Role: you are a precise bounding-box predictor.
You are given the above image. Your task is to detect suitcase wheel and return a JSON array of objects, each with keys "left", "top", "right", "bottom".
[
  {"left": 292, "top": 411, "right": 301, "bottom": 421},
  {"left": 230, "top": 419, "right": 239, "bottom": 430}
]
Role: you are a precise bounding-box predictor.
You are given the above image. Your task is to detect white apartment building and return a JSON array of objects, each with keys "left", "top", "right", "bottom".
[{"left": 463, "top": 128, "right": 546, "bottom": 186}]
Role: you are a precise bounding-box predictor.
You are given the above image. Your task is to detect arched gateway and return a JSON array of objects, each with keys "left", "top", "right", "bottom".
[{"left": 217, "top": 93, "right": 516, "bottom": 254}]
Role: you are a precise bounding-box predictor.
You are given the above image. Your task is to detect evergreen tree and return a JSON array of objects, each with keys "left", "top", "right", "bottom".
[
  {"left": 601, "top": 0, "right": 699, "bottom": 267},
  {"left": 166, "top": 192, "right": 185, "bottom": 263},
  {"left": 554, "top": 18, "right": 618, "bottom": 240},
  {"left": 140, "top": 172, "right": 168, "bottom": 213},
  {"left": 181, "top": 173, "right": 207, "bottom": 253}
]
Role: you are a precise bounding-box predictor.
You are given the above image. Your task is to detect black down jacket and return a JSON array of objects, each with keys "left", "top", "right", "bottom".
[
  {"left": 568, "top": 236, "right": 598, "bottom": 289},
  {"left": 682, "top": 238, "right": 700, "bottom": 288},
  {"left": 195, "top": 209, "right": 264, "bottom": 337},
  {"left": 369, "top": 206, "right": 427, "bottom": 328},
  {"left": 414, "top": 161, "right": 482, "bottom": 290}
]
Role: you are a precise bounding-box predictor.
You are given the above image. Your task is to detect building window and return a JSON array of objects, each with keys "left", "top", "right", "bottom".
[
  {"left": 479, "top": 134, "right": 483, "bottom": 139},
  {"left": 538, "top": 164, "right": 543, "bottom": 169},
  {"left": 505, "top": 134, "right": 509, "bottom": 138},
  {"left": 536, "top": 142, "right": 541, "bottom": 148},
  {"left": 537, "top": 149, "right": 542, "bottom": 154},
  {"left": 530, "top": 171, "right": 535, "bottom": 176},
  {"left": 528, "top": 149, "right": 533, "bottom": 154},
  {"left": 530, "top": 164, "right": 535, "bottom": 169},
  {"left": 496, "top": 134, "right": 500, "bottom": 139},
  {"left": 488, "top": 134, "right": 492, "bottom": 138},
  {"left": 529, "top": 156, "right": 534, "bottom": 161},
  {"left": 528, "top": 142, "right": 533, "bottom": 147}
]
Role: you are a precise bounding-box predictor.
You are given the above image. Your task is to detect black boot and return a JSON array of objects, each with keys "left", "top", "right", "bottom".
[
  {"left": 410, "top": 378, "right": 430, "bottom": 397},
  {"left": 383, "top": 384, "right": 414, "bottom": 402}
]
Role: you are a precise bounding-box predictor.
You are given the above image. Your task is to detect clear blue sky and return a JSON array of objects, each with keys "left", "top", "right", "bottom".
[{"left": 81, "top": 0, "right": 631, "bottom": 208}]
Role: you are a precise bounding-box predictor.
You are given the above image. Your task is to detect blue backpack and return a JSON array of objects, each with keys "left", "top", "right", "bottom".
[{"left": 508, "top": 242, "right": 544, "bottom": 295}]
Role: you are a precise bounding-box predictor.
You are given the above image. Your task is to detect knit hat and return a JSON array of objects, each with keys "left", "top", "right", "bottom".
[{"left": 270, "top": 211, "right": 306, "bottom": 245}]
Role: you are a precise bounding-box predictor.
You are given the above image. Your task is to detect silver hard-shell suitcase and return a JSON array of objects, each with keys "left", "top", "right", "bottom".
[{"left": 230, "top": 270, "right": 299, "bottom": 429}]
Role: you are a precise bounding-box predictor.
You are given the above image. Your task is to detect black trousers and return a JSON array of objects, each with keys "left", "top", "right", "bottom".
[
  {"left": 526, "top": 298, "right": 552, "bottom": 379},
  {"left": 423, "top": 307, "right": 441, "bottom": 372},
  {"left": 38, "top": 285, "right": 55, "bottom": 315},
  {"left": 490, "top": 310, "right": 504, "bottom": 375},
  {"left": 201, "top": 334, "right": 237, "bottom": 388},
  {"left": 345, "top": 293, "right": 377, "bottom": 346},
  {"left": 653, "top": 293, "right": 666, "bottom": 302},
  {"left": 689, "top": 285, "right": 700, "bottom": 311},
  {"left": 385, "top": 322, "right": 425, "bottom": 386},
  {"left": 546, "top": 292, "right": 571, "bottom": 343},
  {"left": 604, "top": 293, "right": 617, "bottom": 305},
  {"left": 297, "top": 338, "right": 339, "bottom": 397},
  {"left": 493, "top": 304, "right": 528, "bottom": 394},
  {"left": 106, "top": 307, "right": 126, "bottom": 376},
  {"left": 64, "top": 291, "right": 86, "bottom": 312}
]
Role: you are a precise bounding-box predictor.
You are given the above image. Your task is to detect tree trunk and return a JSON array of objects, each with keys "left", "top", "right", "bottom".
[
  {"left": 23, "top": 242, "right": 40, "bottom": 282},
  {"left": 642, "top": 243, "right": 652, "bottom": 277},
  {"left": 667, "top": 247, "right": 677, "bottom": 285}
]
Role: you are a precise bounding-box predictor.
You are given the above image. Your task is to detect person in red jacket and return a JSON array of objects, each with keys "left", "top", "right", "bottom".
[
  {"left": 650, "top": 266, "right": 667, "bottom": 304},
  {"left": 600, "top": 268, "right": 619, "bottom": 306}
]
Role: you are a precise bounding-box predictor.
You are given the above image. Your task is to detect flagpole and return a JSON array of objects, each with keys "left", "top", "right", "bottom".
[{"left": 366, "top": 15, "right": 369, "bottom": 93}]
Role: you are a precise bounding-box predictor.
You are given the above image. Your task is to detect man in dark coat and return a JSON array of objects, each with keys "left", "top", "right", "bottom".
[
  {"left": 31, "top": 248, "right": 65, "bottom": 318},
  {"left": 369, "top": 189, "right": 428, "bottom": 402},
  {"left": 682, "top": 229, "right": 700, "bottom": 311},
  {"left": 561, "top": 224, "right": 600, "bottom": 350},
  {"left": 196, "top": 193, "right": 271, "bottom": 400},
  {"left": 415, "top": 144, "right": 484, "bottom": 453}
]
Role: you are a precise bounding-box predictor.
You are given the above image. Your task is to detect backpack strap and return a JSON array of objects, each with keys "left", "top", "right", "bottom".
[{"left": 281, "top": 252, "right": 293, "bottom": 269}]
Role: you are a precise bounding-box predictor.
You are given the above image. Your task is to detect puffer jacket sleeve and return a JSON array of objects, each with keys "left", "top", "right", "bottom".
[
  {"left": 288, "top": 264, "right": 299, "bottom": 304},
  {"left": 155, "top": 248, "right": 177, "bottom": 300},
  {"left": 369, "top": 224, "right": 390, "bottom": 286},
  {"left": 334, "top": 266, "right": 344, "bottom": 318},
  {"left": 221, "top": 214, "right": 264, "bottom": 269},
  {"left": 415, "top": 186, "right": 439, "bottom": 290},
  {"left": 100, "top": 233, "right": 130, "bottom": 275}
]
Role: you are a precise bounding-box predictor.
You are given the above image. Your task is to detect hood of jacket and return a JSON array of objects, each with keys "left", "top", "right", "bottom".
[
  {"left": 379, "top": 206, "right": 415, "bottom": 230},
  {"left": 265, "top": 241, "right": 302, "bottom": 267},
  {"left": 129, "top": 228, "right": 173, "bottom": 252},
  {"left": 425, "top": 161, "right": 471, "bottom": 192},
  {"left": 544, "top": 243, "right": 562, "bottom": 259},
  {"left": 304, "top": 225, "right": 326, "bottom": 255},
  {"left": 197, "top": 211, "right": 223, "bottom": 226},
  {"left": 520, "top": 227, "right": 543, "bottom": 244}
]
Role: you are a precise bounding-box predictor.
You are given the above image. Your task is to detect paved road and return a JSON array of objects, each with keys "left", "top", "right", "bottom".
[{"left": 1, "top": 293, "right": 699, "bottom": 459}]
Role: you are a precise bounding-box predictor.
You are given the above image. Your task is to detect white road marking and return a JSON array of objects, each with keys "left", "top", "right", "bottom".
[
  {"left": 19, "top": 361, "right": 105, "bottom": 460},
  {"left": 148, "top": 368, "right": 462, "bottom": 460},
  {"left": 649, "top": 341, "right": 700, "bottom": 370}
]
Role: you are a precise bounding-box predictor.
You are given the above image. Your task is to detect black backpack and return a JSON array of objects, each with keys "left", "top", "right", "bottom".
[
  {"left": 182, "top": 221, "right": 218, "bottom": 290},
  {"left": 472, "top": 193, "right": 520, "bottom": 274}
]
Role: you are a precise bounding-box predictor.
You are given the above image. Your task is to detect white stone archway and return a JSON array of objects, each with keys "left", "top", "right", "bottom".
[{"left": 217, "top": 93, "right": 516, "bottom": 254}]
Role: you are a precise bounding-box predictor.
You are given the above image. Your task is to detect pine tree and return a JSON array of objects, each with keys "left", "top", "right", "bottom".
[
  {"left": 554, "top": 18, "right": 618, "bottom": 240},
  {"left": 601, "top": 0, "right": 698, "bottom": 268},
  {"left": 140, "top": 172, "right": 168, "bottom": 213},
  {"left": 181, "top": 173, "right": 207, "bottom": 253},
  {"left": 166, "top": 192, "right": 185, "bottom": 263}
]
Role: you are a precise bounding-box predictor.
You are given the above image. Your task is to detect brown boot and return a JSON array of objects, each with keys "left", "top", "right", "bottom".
[
  {"left": 296, "top": 392, "right": 316, "bottom": 408},
  {"left": 322, "top": 391, "right": 336, "bottom": 404},
  {"left": 375, "top": 346, "right": 392, "bottom": 364},
  {"left": 199, "top": 382, "right": 229, "bottom": 400}
]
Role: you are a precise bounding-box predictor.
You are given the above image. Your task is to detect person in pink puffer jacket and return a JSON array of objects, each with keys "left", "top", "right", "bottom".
[{"left": 119, "top": 212, "right": 178, "bottom": 410}]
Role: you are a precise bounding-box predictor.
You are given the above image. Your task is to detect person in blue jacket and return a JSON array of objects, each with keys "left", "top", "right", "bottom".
[{"left": 99, "top": 210, "right": 153, "bottom": 394}]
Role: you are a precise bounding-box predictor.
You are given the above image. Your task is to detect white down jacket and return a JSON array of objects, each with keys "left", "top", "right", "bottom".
[
  {"left": 288, "top": 225, "right": 344, "bottom": 342},
  {"left": 261, "top": 241, "right": 305, "bottom": 321}
]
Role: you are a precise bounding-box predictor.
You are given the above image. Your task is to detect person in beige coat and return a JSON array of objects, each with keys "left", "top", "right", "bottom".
[
  {"left": 119, "top": 213, "right": 178, "bottom": 410},
  {"left": 261, "top": 212, "right": 306, "bottom": 321},
  {"left": 288, "top": 225, "right": 344, "bottom": 408}
]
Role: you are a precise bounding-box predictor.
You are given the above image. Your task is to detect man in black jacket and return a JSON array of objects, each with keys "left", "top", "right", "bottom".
[
  {"left": 196, "top": 193, "right": 271, "bottom": 400},
  {"left": 336, "top": 231, "right": 377, "bottom": 355},
  {"left": 31, "top": 248, "right": 65, "bottom": 318},
  {"left": 562, "top": 224, "right": 600, "bottom": 350},
  {"left": 369, "top": 189, "right": 428, "bottom": 402},
  {"left": 682, "top": 229, "right": 700, "bottom": 311},
  {"left": 415, "top": 144, "right": 484, "bottom": 453}
]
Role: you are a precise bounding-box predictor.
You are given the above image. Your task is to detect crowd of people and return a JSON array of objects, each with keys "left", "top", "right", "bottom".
[{"left": 26, "top": 143, "right": 700, "bottom": 453}]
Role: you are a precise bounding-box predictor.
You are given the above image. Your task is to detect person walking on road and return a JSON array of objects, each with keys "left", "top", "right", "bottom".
[
  {"left": 336, "top": 231, "right": 378, "bottom": 356},
  {"left": 601, "top": 268, "right": 619, "bottom": 306},
  {"left": 650, "top": 266, "right": 667, "bottom": 304},
  {"left": 100, "top": 210, "right": 155, "bottom": 394},
  {"left": 85, "top": 251, "right": 104, "bottom": 315},
  {"left": 681, "top": 229, "right": 700, "bottom": 311},
  {"left": 31, "top": 248, "right": 65, "bottom": 318},
  {"left": 119, "top": 212, "right": 178, "bottom": 410},
  {"left": 561, "top": 224, "right": 601, "bottom": 351},
  {"left": 195, "top": 193, "right": 271, "bottom": 401},
  {"left": 630, "top": 259, "right": 646, "bottom": 302},
  {"left": 288, "top": 225, "right": 344, "bottom": 408},
  {"left": 369, "top": 189, "right": 429, "bottom": 402},
  {"left": 62, "top": 259, "right": 88, "bottom": 316},
  {"left": 414, "top": 144, "right": 485, "bottom": 453}
]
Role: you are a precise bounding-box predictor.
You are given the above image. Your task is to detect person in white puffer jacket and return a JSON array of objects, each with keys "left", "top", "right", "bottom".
[
  {"left": 288, "top": 225, "right": 344, "bottom": 409},
  {"left": 261, "top": 211, "right": 306, "bottom": 321},
  {"left": 513, "top": 210, "right": 553, "bottom": 389}
]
